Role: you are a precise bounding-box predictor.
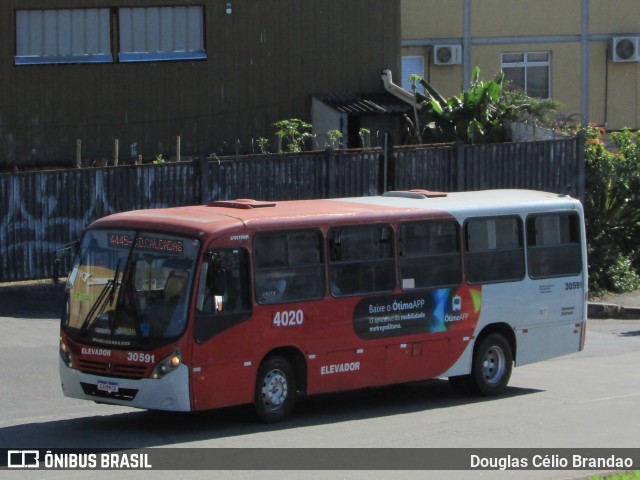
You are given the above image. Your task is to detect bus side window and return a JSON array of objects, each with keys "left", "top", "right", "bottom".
[
  {"left": 527, "top": 213, "right": 582, "bottom": 278},
  {"left": 196, "top": 249, "right": 251, "bottom": 315},
  {"left": 254, "top": 230, "right": 325, "bottom": 304},
  {"left": 399, "top": 220, "right": 462, "bottom": 289},
  {"left": 329, "top": 225, "right": 395, "bottom": 296},
  {"left": 465, "top": 216, "right": 525, "bottom": 284}
]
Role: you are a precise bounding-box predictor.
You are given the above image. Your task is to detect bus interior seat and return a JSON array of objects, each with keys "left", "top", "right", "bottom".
[{"left": 164, "top": 272, "right": 187, "bottom": 301}]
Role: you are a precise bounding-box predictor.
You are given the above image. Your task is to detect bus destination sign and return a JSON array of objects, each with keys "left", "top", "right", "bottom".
[{"left": 108, "top": 233, "right": 184, "bottom": 255}]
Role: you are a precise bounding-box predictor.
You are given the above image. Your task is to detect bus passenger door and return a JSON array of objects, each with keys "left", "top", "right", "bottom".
[{"left": 190, "top": 248, "right": 256, "bottom": 411}]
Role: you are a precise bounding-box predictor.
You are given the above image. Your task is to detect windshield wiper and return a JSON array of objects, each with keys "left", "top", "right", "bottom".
[
  {"left": 113, "top": 258, "right": 146, "bottom": 339},
  {"left": 79, "top": 259, "right": 121, "bottom": 335},
  {"left": 105, "top": 260, "right": 121, "bottom": 307}
]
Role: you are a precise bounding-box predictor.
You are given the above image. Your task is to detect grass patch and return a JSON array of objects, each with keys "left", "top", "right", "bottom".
[{"left": 591, "top": 473, "right": 640, "bottom": 480}]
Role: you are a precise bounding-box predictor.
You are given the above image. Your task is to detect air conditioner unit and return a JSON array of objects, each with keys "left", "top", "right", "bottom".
[
  {"left": 611, "top": 37, "right": 640, "bottom": 62},
  {"left": 433, "top": 45, "right": 462, "bottom": 66}
]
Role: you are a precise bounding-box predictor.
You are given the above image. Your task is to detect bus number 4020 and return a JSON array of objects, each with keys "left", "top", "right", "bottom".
[{"left": 273, "top": 310, "right": 304, "bottom": 327}]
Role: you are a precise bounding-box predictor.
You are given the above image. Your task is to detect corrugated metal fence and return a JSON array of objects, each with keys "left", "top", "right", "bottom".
[
  {"left": 393, "top": 138, "right": 584, "bottom": 195},
  {"left": 0, "top": 136, "right": 584, "bottom": 283}
]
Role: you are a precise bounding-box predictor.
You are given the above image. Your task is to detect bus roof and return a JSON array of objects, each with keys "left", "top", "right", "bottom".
[
  {"left": 90, "top": 189, "right": 581, "bottom": 237},
  {"left": 346, "top": 189, "right": 581, "bottom": 215}
]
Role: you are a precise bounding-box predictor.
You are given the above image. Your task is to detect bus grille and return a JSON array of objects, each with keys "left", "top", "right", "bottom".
[
  {"left": 80, "top": 382, "right": 138, "bottom": 401},
  {"left": 76, "top": 359, "right": 148, "bottom": 379}
]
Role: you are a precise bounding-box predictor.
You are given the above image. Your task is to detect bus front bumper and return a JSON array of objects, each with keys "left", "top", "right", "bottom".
[{"left": 59, "top": 357, "right": 192, "bottom": 412}]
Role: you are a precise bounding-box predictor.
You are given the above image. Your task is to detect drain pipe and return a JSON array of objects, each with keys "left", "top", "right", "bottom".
[
  {"left": 381, "top": 69, "right": 423, "bottom": 109},
  {"left": 382, "top": 69, "right": 425, "bottom": 143}
]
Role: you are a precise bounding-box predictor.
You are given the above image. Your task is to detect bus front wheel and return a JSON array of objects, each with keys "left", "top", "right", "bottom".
[{"left": 254, "top": 356, "right": 297, "bottom": 423}]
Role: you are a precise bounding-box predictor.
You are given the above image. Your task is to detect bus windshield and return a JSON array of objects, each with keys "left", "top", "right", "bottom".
[{"left": 62, "top": 229, "right": 200, "bottom": 346}]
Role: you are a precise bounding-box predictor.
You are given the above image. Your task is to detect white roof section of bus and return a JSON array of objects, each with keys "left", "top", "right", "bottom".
[{"left": 335, "top": 190, "right": 581, "bottom": 217}]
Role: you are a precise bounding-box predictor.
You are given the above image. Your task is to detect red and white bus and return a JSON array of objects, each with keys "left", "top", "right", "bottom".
[{"left": 59, "top": 189, "right": 587, "bottom": 422}]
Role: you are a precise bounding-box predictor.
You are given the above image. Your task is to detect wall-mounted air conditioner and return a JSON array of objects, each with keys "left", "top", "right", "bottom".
[
  {"left": 433, "top": 45, "right": 462, "bottom": 65},
  {"left": 611, "top": 37, "right": 640, "bottom": 62}
]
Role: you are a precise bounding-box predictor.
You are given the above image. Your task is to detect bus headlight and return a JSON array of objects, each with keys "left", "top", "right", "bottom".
[
  {"left": 151, "top": 351, "right": 182, "bottom": 379},
  {"left": 59, "top": 338, "right": 73, "bottom": 368}
]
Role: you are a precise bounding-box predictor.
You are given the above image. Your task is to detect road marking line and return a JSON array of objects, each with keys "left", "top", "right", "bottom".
[{"left": 578, "top": 392, "right": 640, "bottom": 404}]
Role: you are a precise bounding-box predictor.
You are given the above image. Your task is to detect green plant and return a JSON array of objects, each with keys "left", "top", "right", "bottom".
[
  {"left": 359, "top": 128, "right": 371, "bottom": 148},
  {"left": 590, "top": 472, "right": 640, "bottom": 480},
  {"left": 325, "top": 130, "right": 343, "bottom": 149},
  {"left": 407, "top": 74, "right": 426, "bottom": 143},
  {"left": 577, "top": 124, "right": 640, "bottom": 293},
  {"left": 273, "top": 119, "right": 314, "bottom": 153},
  {"left": 153, "top": 154, "right": 166, "bottom": 164},
  {"left": 607, "top": 254, "right": 640, "bottom": 293},
  {"left": 408, "top": 67, "right": 562, "bottom": 145},
  {"left": 412, "top": 66, "right": 512, "bottom": 144},
  {"left": 254, "top": 137, "right": 270, "bottom": 154},
  {"left": 500, "top": 87, "right": 564, "bottom": 127}
]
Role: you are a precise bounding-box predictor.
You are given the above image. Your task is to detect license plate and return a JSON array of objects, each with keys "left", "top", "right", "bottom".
[{"left": 97, "top": 380, "right": 119, "bottom": 393}]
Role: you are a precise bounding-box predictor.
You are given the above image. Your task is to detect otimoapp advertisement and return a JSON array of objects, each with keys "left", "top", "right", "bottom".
[{"left": 353, "top": 286, "right": 482, "bottom": 340}]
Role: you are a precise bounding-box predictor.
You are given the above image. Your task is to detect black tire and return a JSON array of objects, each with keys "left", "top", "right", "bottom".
[
  {"left": 254, "top": 356, "right": 297, "bottom": 423},
  {"left": 470, "top": 333, "right": 513, "bottom": 396}
]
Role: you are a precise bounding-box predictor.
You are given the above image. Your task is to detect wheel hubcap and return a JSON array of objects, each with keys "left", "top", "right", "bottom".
[
  {"left": 262, "top": 369, "right": 288, "bottom": 408},
  {"left": 481, "top": 345, "right": 506, "bottom": 385}
]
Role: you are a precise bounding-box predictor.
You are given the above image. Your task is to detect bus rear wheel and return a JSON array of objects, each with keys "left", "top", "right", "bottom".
[
  {"left": 471, "top": 333, "right": 512, "bottom": 395},
  {"left": 254, "top": 356, "right": 297, "bottom": 423},
  {"left": 449, "top": 333, "right": 513, "bottom": 396}
]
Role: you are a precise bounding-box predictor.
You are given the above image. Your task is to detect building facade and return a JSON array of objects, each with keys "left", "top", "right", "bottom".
[
  {"left": 401, "top": 0, "right": 640, "bottom": 131},
  {"left": 1, "top": 0, "right": 400, "bottom": 168}
]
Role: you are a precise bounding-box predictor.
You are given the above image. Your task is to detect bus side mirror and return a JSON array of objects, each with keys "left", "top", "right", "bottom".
[
  {"left": 53, "top": 240, "right": 80, "bottom": 284},
  {"left": 53, "top": 259, "right": 61, "bottom": 284}
]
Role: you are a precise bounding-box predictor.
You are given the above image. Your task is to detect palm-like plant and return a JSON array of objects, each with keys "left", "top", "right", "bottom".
[{"left": 411, "top": 67, "right": 516, "bottom": 144}]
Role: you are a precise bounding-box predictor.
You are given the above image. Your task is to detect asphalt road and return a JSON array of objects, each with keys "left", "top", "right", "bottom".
[{"left": 0, "top": 283, "right": 639, "bottom": 480}]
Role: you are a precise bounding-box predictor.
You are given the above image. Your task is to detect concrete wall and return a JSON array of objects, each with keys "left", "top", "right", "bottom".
[
  {"left": 402, "top": 0, "right": 640, "bottom": 130},
  {"left": 0, "top": 0, "right": 401, "bottom": 168}
]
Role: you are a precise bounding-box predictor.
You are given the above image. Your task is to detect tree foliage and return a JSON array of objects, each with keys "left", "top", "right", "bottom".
[
  {"left": 273, "top": 118, "right": 314, "bottom": 153},
  {"left": 567, "top": 124, "right": 640, "bottom": 293},
  {"left": 409, "top": 67, "right": 512, "bottom": 144},
  {"left": 407, "top": 67, "right": 562, "bottom": 144}
]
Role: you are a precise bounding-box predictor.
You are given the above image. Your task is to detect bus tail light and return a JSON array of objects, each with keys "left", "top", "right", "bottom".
[
  {"left": 59, "top": 338, "right": 73, "bottom": 368},
  {"left": 151, "top": 351, "right": 182, "bottom": 379}
]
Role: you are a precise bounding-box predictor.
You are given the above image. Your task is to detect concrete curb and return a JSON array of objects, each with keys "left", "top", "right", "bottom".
[
  {"left": 0, "top": 281, "right": 65, "bottom": 318},
  {"left": 587, "top": 302, "right": 640, "bottom": 320}
]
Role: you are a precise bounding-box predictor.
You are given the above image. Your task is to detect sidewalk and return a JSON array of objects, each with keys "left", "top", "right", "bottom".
[{"left": 587, "top": 289, "right": 640, "bottom": 319}]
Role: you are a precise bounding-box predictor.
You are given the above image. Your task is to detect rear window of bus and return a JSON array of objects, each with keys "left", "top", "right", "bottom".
[{"left": 526, "top": 212, "right": 582, "bottom": 278}]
